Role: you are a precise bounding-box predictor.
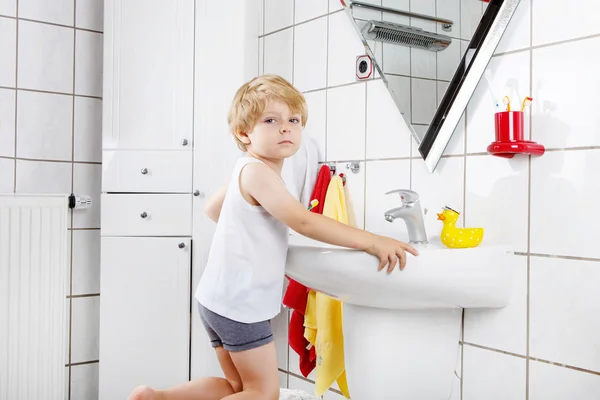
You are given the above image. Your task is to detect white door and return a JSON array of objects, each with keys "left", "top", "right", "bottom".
[
  {"left": 102, "top": 0, "right": 194, "bottom": 150},
  {"left": 99, "top": 237, "right": 191, "bottom": 400}
]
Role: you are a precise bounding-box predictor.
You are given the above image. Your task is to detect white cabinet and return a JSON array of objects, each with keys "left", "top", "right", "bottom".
[
  {"left": 99, "top": 237, "right": 191, "bottom": 400},
  {"left": 102, "top": 0, "right": 194, "bottom": 150}
]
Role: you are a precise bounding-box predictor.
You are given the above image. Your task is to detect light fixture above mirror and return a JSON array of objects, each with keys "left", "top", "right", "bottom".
[{"left": 341, "top": 0, "right": 521, "bottom": 172}]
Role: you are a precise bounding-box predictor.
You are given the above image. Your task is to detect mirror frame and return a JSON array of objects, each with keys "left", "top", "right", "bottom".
[{"left": 343, "top": 0, "right": 521, "bottom": 172}]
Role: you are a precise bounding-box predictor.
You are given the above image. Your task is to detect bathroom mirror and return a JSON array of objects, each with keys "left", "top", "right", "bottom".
[{"left": 342, "top": 0, "right": 520, "bottom": 172}]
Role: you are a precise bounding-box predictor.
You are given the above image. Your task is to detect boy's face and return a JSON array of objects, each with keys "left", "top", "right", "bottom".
[{"left": 244, "top": 99, "right": 302, "bottom": 160}]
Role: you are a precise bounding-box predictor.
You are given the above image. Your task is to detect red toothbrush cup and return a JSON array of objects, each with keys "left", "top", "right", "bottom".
[{"left": 494, "top": 111, "right": 524, "bottom": 142}]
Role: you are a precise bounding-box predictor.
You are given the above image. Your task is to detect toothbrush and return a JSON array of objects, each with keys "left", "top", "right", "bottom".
[
  {"left": 308, "top": 199, "right": 319, "bottom": 211},
  {"left": 502, "top": 96, "right": 511, "bottom": 112},
  {"left": 520, "top": 96, "right": 533, "bottom": 112},
  {"left": 484, "top": 69, "right": 500, "bottom": 111}
]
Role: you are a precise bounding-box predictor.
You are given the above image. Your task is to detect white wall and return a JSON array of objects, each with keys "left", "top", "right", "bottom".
[
  {"left": 260, "top": 0, "right": 600, "bottom": 399},
  {"left": 0, "top": 0, "right": 104, "bottom": 398}
]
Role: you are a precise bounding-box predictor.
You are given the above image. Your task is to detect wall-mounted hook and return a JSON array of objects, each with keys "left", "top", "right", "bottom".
[{"left": 347, "top": 162, "right": 360, "bottom": 174}]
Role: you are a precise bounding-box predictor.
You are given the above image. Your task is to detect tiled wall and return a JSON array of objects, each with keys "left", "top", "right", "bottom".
[
  {"left": 261, "top": 0, "right": 600, "bottom": 398},
  {"left": 0, "top": 0, "right": 103, "bottom": 398}
]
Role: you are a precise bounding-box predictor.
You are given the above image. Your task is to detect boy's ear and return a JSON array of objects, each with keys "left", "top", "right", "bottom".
[{"left": 235, "top": 131, "right": 251, "bottom": 145}]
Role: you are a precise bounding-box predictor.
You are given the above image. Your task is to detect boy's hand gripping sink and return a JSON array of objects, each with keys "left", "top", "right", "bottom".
[{"left": 285, "top": 234, "right": 517, "bottom": 400}]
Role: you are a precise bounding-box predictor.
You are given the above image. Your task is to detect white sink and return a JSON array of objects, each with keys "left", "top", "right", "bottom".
[
  {"left": 285, "top": 233, "right": 517, "bottom": 400},
  {"left": 286, "top": 234, "right": 515, "bottom": 310}
]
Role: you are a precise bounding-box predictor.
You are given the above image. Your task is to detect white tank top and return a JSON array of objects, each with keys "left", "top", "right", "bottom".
[{"left": 195, "top": 157, "right": 289, "bottom": 323}]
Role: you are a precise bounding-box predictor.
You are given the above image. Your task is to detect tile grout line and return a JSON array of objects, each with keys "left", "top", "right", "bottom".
[
  {"left": 526, "top": 1, "right": 534, "bottom": 397},
  {"left": 260, "top": 8, "right": 344, "bottom": 38},
  {"left": 461, "top": 341, "right": 600, "bottom": 377},
  {"left": 12, "top": 1, "right": 19, "bottom": 193},
  {"left": 0, "top": 14, "right": 103, "bottom": 34},
  {"left": 68, "top": 2, "right": 77, "bottom": 397}
]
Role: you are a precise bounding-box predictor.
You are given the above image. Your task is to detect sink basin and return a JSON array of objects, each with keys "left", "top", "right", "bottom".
[
  {"left": 285, "top": 233, "right": 517, "bottom": 400},
  {"left": 286, "top": 233, "right": 515, "bottom": 310}
]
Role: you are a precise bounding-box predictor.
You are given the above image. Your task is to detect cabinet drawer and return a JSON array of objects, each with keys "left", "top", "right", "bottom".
[
  {"left": 101, "top": 194, "right": 192, "bottom": 236},
  {"left": 102, "top": 150, "right": 192, "bottom": 193}
]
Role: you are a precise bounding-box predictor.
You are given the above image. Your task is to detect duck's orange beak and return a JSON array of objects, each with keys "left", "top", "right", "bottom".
[{"left": 437, "top": 213, "right": 445, "bottom": 221}]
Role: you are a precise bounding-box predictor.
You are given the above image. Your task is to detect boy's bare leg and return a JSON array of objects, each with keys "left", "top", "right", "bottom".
[
  {"left": 128, "top": 346, "right": 242, "bottom": 400},
  {"left": 222, "top": 342, "right": 280, "bottom": 400}
]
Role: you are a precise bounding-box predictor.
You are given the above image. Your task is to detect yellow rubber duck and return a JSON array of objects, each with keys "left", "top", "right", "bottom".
[{"left": 437, "top": 206, "right": 484, "bottom": 248}]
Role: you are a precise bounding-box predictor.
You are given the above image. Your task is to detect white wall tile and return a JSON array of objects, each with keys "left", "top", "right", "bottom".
[
  {"left": 329, "top": 0, "right": 343, "bottom": 12},
  {"left": 387, "top": 75, "right": 411, "bottom": 123},
  {"left": 70, "top": 363, "right": 99, "bottom": 400},
  {"left": 272, "top": 308, "right": 289, "bottom": 371},
  {"left": 0, "top": 88, "right": 15, "bottom": 157},
  {"left": 530, "top": 150, "right": 600, "bottom": 258},
  {"left": 466, "top": 51, "right": 530, "bottom": 153},
  {"left": 464, "top": 256, "right": 527, "bottom": 355},
  {"left": 15, "top": 159, "right": 71, "bottom": 193},
  {"left": 279, "top": 371, "right": 288, "bottom": 389},
  {"left": 533, "top": 37, "right": 600, "bottom": 148},
  {"left": 76, "top": 0, "right": 104, "bottom": 32},
  {"left": 495, "top": 0, "right": 530, "bottom": 54},
  {"left": 0, "top": 0, "right": 16, "bottom": 17},
  {"left": 532, "top": 0, "right": 600, "bottom": 46},
  {"left": 328, "top": 11, "right": 366, "bottom": 87},
  {"left": 464, "top": 155, "right": 529, "bottom": 253},
  {"left": 0, "top": 17, "right": 16, "bottom": 87},
  {"left": 71, "top": 296, "right": 100, "bottom": 363},
  {"left": 16, "top": 91, "right": 73, "bottom": 161},
  {"left": 364, "top": 159, "right": 411, "bottom": 238},
  {"left": 258, "top": 37, "right": 264, "bottom": 75},
  {"left": 295, "top": 0, "right": 328, "bottom": 24},
  {"left": 437, "top": 38, "right": 461, "bottom": 81},
  {"left": 460, "top": 0, "right": 483, "bottom": 41},
  {"left": 410, "top": 0, "right": 436, "bottom": 31},
  {"left": 0, "top": 158, "right": 14, "bottom": 192},
  {"left": 18, "top": 21, "right": 74, "bottom": 93},
  {"left": 462, "top": 346, "right": 526, "bottom": 400},
  {"left": 411, "top": 156, "right": 464, "bottom": 239},
  {"left": 294, "top": 17, "right": 327, "bottom": 92},
  {"left": 410, "top": 78, "right": 436, "bottom": 125},
  {"left": 334, "top": 161, "right": 365, "bottom": 229},
  {"left": 72, "top": 230, "right": 101, "bottom": 295},
  {"left": 411, "top": 48, "right": 437, "bottom": 80},
  {"left": 436, "top": 0, "right": 461, "bottom": 39},
  {"left": 74, "top": 97, "right": 102, "bottom": 163},
  {"left": 530, "top": 256, "right": 600, "bottom": 372},
  {"left": 382, "top": 42, "right": 410, "bottom": 76},
  {"left": 302, "top": 90, "right": 326, "bottom": 162},
  {"left": 73, "top": 163, "right": 101, "bottom": 229},
  {"left": 19, "top": 0, "right": 74, "bottom": 26},
  {"left": 75, "top": 30, "right": 103, "bottom": 97},
  {"left": 264, "top": 28, "right": 293, "bottom": 83},
  {"left": 326, "top": 83, "right": 366, "bottom": 161},
  {"left": 264, "top": 0, "right": 293, "bottom": 34},
  {"left": 529, "top": 361, "right": 600, "bottom": 400},
  {"left": 366, "top": 80, "right": 411, "bottom": 159}
]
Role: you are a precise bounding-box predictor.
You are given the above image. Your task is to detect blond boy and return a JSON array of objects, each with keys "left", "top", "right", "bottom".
[{"left": 129, "top": 75, "right": 418, "bottom": 400}]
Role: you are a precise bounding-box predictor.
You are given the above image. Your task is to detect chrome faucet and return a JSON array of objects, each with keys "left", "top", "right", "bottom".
[{"left": 384, "top": 189, "right": 428, "bottom": 244}]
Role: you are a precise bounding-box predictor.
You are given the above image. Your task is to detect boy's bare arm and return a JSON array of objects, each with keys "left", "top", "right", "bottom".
[
  {"left": 241, "top": 163, "right": 418, "bottom": 272},
  {"left": 205, "top": 185, "right": 228, "bottom": 223}
]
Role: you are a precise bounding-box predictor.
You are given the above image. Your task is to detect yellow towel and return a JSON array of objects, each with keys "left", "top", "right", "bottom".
[{"left": 304, "top": 176, "right": 351, "bottom": 398}]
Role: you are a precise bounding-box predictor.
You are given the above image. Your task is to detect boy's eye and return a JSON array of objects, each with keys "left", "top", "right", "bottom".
[
  {"left": 265, "top": 118, "right": 276, "bottom": 123},
  {"left": 290, "top": 118, "right": 300, "bottom": 123}
]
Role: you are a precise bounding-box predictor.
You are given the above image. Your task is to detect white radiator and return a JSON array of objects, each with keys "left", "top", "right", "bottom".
[{"left": 0, "top": 194, "right": 70, "bottom": 400}]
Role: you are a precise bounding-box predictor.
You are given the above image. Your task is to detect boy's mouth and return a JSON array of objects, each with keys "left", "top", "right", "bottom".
[{"left": 278, "top": 140, "right": 293, "bottom": 144}]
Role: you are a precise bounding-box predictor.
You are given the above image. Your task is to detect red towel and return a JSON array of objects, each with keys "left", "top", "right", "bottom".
[{"left": 283, "top": 164, "right": 331, "bottom": 377}]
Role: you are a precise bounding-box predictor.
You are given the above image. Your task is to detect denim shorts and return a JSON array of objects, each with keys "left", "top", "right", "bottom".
[{"left": 197, "top": 302, "right": 274, "bottom": 352}]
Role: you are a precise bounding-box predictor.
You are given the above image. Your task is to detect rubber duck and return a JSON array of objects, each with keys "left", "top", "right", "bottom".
[{"left": 437, "top": 206, "right": 484, "bottom": 248}]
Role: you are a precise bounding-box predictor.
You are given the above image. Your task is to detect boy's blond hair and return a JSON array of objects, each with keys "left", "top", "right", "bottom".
[{"left": 227, "top": 74, "right": 308, "bottom": 151}]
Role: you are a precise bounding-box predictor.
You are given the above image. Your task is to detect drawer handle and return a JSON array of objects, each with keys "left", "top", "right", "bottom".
[
  {"left": 140, "top": 212, "right": 148, "bottom": 218},
  {"left": 141, "top": 168, "right": 149, "bottom": 175},
  {"left": 181, "top": 139, "right": 189, "bottom": 146},
  {"left": 178, "top": 242, "right": 186, "bottom": 249}
]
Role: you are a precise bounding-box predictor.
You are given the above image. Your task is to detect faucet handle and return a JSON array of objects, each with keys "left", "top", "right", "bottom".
[{"left": 385, "top": 189, "right": 419, "bottom": 205}]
